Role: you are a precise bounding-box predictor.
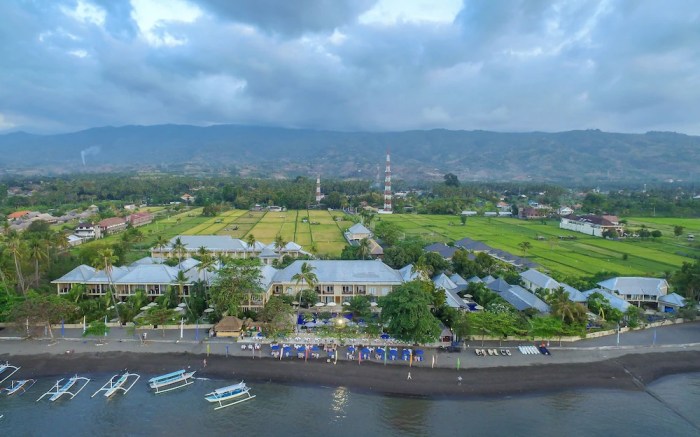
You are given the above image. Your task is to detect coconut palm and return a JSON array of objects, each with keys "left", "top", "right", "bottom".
[
  {"left": 92, "top": 248, "right": 121, "bottom": 321},
  {"left": 172, "top": 270, "right": 194, "bottom": 319},
  {"left": 197, "top": 253, "right": 216, "bottom": 293},
  {"left": 274, "top": 234, "right": 287, "bottom": 251},
  {"left": 357, "top": 237, "right": 372, "bottom": 260},
  {"left": 549, "top": 287, "right": 586, "bottom": 325},
  {"left": 518, "top": 241, "right": 532, "bottom": 256},
  {"left": 27, "top": 237, "right": 47, "bottom": 287},
  {"left": 6, "top": 231, "right": 26, "bottom": 293},
  {"left": 154, "top": 235, "right": 169, "bottom": 256},
  {"left": 291, "top": 262, "right": 318, "bottom": 331},
  {"left": 171, "top": 237, "right": 187, "bottom": 264}
]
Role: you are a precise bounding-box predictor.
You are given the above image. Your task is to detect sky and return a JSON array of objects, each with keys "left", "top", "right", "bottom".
[{"left": 1, "top": 0, "right": 699, "bottom": 134}]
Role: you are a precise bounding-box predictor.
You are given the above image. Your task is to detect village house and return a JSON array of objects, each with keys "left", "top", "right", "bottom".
[
  {"left": 127, "top": 211, "right": 154, "bottom": 227},
  {"left": 344, "top": 223, "right": 372, "bottom": 242},
  {"left": 7, "top": 210, "right": 32, "bottom": 222},
  {"left": 74, "top": 222, "right": 102, "bottom": 240},
  {"left": 518, "top": 207, "right": 545, "bottom": 220}
]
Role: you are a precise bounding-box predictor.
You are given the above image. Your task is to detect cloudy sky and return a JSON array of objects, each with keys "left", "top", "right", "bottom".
[{"left": 1, "top": 0, "right": 699, "bottom": 134}]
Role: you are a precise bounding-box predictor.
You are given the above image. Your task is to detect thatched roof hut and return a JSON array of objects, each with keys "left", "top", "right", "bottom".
[{"left": 214, "top": 316, "right": 244, "bottom": 337}]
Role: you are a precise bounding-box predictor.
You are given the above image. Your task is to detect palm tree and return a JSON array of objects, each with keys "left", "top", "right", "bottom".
[
  {"left": 291, "top": 262, "right": 318, "bottom": 332},
  {"left": 246, "top": 233, "right": 256, "bottom": 250},
  {"left": 274, "top": 234, "right": 287, "bottom": 251},
  {"left": 93, "top": 248, "right": 121, "bottom": 321},
  {"left": 197, "top": 253, "right": 215, "bottom": 293},
  {"left": 518, "top": 241, "right": 532, "bottom": 256},
  {"left": 154, "top": 235, "right": 169, "bottom": 256},
  {"left": 171, "top": 237, "right": 187, "bottom": 264},
  {"left": 172, "top": 270, "right": 193, "bottom": 319},
  {"left": 196, "top": 245, "right": 210, "bottom": 259},
  {"left": 28, "top": 237, "right": 47, "bottom": 287},
  {"left": 6, "top": 231, "right": 26, "bottom": 294},
  {"left": 357, "top": 238, "right": 372, "bottom": 260},
  {"left": 549, "top": 287, "right": 586, "bottom": 325}
]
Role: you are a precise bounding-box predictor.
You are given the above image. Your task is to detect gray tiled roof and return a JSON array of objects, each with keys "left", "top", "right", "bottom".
[
  {"left": 487, "top": 278, "right": 511, "bottom": 293},
  {"left": 51, "top": 265, "right": 95, "bottom": 283},
  {"left": 521, "top": 269, "right": 560, "bottom": 290},
  {"left": 503, "top": 285, "right": 550, "bottom": 312},
  {"left": 424, "top": 243, "right": 458, "bottom": 259},
  {"left": 597, "top": 277, "right": 669, "bottom": 297},
  {"left": 274, "top": 260, "right": 403, "bottom": 284},
  {"left": 658, "top": 293, "right": 686, "bottom": 307},
  {"left": 348, "top": 223, "right": 371, "bottom": 235},
  {"left": 560, "top": 283, "right": 587, "bottom": 302}
]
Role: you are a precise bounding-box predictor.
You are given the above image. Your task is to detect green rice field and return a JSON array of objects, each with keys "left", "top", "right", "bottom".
[
  {"left": 381, "top": 214, "right": 700, "bottom": 278},
  {"left": 76, "top": 206, "right": 698, "bottom": 278}
]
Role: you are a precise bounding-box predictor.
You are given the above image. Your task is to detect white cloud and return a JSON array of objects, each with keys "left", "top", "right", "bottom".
[
  {"left": 0, "top": 113, "right": 16, "bottom": 131},
  {"left": 130, "top": 0, "right": 202, "bottom": 47},
  {"left": 359, "top": 0, "right": 462, "bottom": 25},
  {"left": 68, "top": 49, "right": 89, "bottom": 58},
  {"left": 61, "top": 0, "right": 106, "bottom": 27}
]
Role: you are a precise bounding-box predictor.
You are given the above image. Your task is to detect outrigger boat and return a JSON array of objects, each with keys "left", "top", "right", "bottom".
[
  {"left": 92, "top": 371, "right": 140, "bottom": 398},
  {"left": 4, "top": 379, "right": 37, "bottom": 396},
  {"left": 37, "top": 375, "right": 91, "bottom": 402},
  {"left": 204, "top": 381, "right": 255, "bottom": 410},
  {"left": 148, "top": 369, "right": 196, "bottom": 394},
  {"left": 0, "top": 362, "right": 20, "bottom": 384}
]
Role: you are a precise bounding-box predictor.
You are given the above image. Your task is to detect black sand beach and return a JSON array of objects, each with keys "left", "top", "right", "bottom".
[{"left": 4, "top": 350, "right": 700, "bottom": 398}]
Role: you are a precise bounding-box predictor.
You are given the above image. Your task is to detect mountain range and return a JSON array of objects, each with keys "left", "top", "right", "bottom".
[{"left": 0, "top": 125, "right": 697, "bottom": 183}]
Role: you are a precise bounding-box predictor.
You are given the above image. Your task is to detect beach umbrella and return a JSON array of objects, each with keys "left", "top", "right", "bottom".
[
  {"left": 380, "top": 334, "right": 390, "bottom": 339},
  {"left": 204, "top": 308, "right": 214, "bottom": 313},
  {"left": 311, "top": 345, "right": 320, "bottom": 351},
  {"left": 314, "top": 302, "right": 325, "bottom": 307},
  {"left": 148, "top": 302, "right": 158, "bottom": 307},
  {"left": 271, "top": 344, "right": 280, "bottom": 351},
  {"left": 342, "top": 301, "right": 350, "bottom": 306},
  {"left": 177, "top": 303, "right": 186, "bottom": 308},
  {"left": 347, "top": 346, "right": 356, "bottom": 353},
  {"left": 140, "top": 305, "right": 150, "bottom": 311},
  {"left": 297, "top": 346, "right": 306, "bottom": 353},
  {"left": 370, "top": 302, "right": 378, "bottom": 307},
  {"left": 326, "top": 302, "right": 337, "bottom": 307},
  {"left": 304, "top": 321, "right": 316, "bottom": 328},
  {"left": 415, "top": 349, "right": 424, "bottom": 355}
]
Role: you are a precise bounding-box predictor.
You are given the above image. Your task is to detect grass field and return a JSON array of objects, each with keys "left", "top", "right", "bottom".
[{"left": 381, "top": 214, "right": 700, "bottom": 278}]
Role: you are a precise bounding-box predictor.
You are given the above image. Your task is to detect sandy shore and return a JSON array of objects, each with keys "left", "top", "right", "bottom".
[{"left": 3, "top": 349, "right": 700, "bottom": 398}]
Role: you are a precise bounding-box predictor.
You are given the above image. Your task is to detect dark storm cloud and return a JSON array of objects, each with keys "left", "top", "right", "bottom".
[{"left": 0, "top": 0, "right": 699, "bottom": 134}]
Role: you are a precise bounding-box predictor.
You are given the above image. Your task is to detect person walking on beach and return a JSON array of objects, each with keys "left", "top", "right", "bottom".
[
  {"left": 407, "top": 372, "right": 412, "bottom": 380},
  {"left": 142, "top": 332, "right": 147, "bottom": 344},
  {"left": 203, "top": 358, "right": 207, "bottom": 368}
]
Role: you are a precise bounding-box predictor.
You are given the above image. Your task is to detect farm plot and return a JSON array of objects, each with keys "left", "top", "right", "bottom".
[{"left": 382, "top": 214, "right": 696, "bottom": 278}]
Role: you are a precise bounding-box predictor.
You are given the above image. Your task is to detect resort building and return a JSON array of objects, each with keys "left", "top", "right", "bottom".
[
  {"left": 597, "top": 277, "right": 669, "bottom": 306},
  {"left": 658, "top": 293, "right": 687, "bottom": 313},
  {"left": 344, "top": 223, "right": 372, "bottom": 242},
  {"left": 150, "top": 235, "right": 308, "bottom": 264},
  {"left": 559, "top": 214, "right": 624, "bottom": 238},
  {"left": 519, "top": 269, "right": 586, "bottom": 302}
]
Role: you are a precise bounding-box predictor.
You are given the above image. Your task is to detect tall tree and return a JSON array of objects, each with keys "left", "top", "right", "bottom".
[
  {"left": 357, "top": 238, "right": 372, "bottom": 260},
  {"left": 518, "top": 241, "right": 532, "bottom": 256},
  {"left": 208, "top": 259, "right": 263, "bottom": 317},
  {"left": 92, "top": 248, "right": 121, "bottom": 321},
  {"left": 379, "top": 281, "right": 441, "bottom": 344},
  {"left": 6, "top": 231, "right": 26, "bottom": 294},
  {"left": 10, "top": 293, "right": 77, "bottom": 339},
  {"left": 171, "top": 237, "right": 187, "bottom": 264},
  {"left": 28, "top": 237, "right": 47, "bottom": 287},
  {"left": 549, "top": 287, "right": 587, "bottom": 325}
]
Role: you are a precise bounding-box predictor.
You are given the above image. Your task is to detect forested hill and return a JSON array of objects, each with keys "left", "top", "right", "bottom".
[{"left": 1, "top": 125, "right": 698, "bottom": 182}]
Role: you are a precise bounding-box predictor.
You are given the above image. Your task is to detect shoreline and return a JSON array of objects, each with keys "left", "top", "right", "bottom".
[{"left": 3, "top": 349, "right": 700, "bottom": 398}]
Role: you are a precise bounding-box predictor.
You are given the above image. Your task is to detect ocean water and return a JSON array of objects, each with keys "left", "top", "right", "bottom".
[{"left": 1, "top": 372, "right": 699, "bottom": 436}]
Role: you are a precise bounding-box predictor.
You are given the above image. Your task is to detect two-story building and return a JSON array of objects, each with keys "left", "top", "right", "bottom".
[
  {"left": 75, "top": 222, "right": 102, "bottom": 240},
  {"left": 98, "top": 217, "right": 128, "bottom": 235}
]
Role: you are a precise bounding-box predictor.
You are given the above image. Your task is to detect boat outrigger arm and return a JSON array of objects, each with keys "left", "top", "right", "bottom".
[
  {"left": 148, "top": 370, "right": 196, "bottom": 394},
  {"left": 92, "top": 372, "right": 141, "bottom": 398},
  {"left": 0, "top": 363, "right": 20, "bottom": 385},
  {"left": 37, "top": 376, "right": 91, "bottom": 402},
  {"left": 4, "top": 379, "right": 37, "bottom": 396}
]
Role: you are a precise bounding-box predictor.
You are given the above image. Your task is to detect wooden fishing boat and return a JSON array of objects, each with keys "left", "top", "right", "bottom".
[
  {"left": 37, "top": 375, "right": 91, "bottom": 402},
  {"left": 148, "top": 369, "right": 195, "bottom": 394},
  {"left": 204, "top": 381, "right": 255, "bottom": 410},
  {"left": 92, "top": 371, "right": 140, "bottom": 398},
  {"left": 4, "top": 379, "right": 36, "bottom": 396}
]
